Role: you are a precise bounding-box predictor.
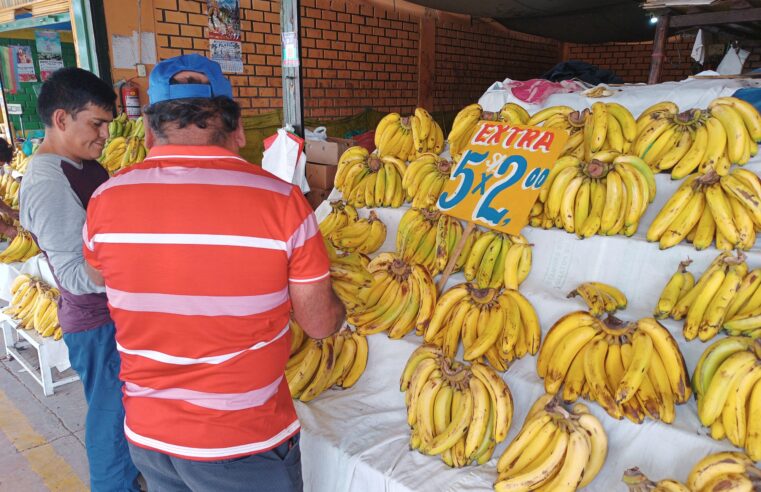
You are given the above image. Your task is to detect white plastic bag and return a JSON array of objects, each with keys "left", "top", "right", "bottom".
[
  {"left": 305, "top": 126, "right": 328, "bottom": 141},
  {"left": 262, "top": 128, "right": 310, "bottom": 193}
]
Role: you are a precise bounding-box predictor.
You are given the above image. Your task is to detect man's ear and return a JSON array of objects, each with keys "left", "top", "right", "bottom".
[
  {"left": 51, "top": 109, "right": 68, "bottom": 131},
  {"left": 234, "top": 116, "right": 246, "bottom": 149},
  {"left": 144, "top": 121, "right": 156, "bottom": 149}
]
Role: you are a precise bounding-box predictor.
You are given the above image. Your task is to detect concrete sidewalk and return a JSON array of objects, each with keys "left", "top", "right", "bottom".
[{"left": 0, "top": 348, "right": 89, "bottom": 491}]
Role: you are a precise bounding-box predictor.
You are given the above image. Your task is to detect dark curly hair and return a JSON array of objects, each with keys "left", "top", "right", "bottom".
[{"left": 143, "top": 75, "right": 241, "bottom": 146}]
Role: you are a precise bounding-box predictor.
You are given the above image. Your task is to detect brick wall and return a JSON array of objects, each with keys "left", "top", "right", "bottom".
[
  {"left": 149, "top": 0, "right": 562, "bottom": 118},
  {"left": 1, "top": 37, "right": 77, "bottom": 132},
  {"left": 565, "top": 35, "right": 696, "bottom": 83},
  {"left": 435, "top": 22, "right": 560, "bottom": 112}
]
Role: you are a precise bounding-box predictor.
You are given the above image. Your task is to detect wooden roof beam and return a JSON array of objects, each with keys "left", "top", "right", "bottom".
[{"left": 670, "top": 7, "right": 761, "bottom": 27}]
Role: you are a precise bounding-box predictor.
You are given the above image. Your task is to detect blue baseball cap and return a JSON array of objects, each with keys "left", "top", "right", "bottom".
[{"left": 148, "top": 54, "right": 233, "bottom": 104}]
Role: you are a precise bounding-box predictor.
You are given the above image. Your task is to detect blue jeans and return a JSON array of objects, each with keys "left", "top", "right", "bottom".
[
  {"left": 63, "top": 322, "right": 140, "bottom": 492},
  {"left": 128, "top": 434, "right": 303, "bottom": 492}
]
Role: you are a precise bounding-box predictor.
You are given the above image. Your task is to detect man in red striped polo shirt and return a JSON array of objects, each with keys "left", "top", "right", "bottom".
[{"left": 83, "top": 54, "right": 344, "bottom": 491}]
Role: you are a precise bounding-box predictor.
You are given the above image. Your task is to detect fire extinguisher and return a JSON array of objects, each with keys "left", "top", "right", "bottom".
[{"left": 120, "top": 80, "right": 142, "bottom": 119}]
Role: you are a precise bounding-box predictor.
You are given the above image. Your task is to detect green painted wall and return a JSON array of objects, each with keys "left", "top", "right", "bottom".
[{"left": 1, "top": 35, "right": 77, "bottom": 134}]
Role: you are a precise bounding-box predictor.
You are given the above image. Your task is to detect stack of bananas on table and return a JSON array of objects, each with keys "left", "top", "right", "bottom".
[
  {"left": 375, "top": 108, "right": 444, "bottom": 161},
  {"left": 692, "top": 337, "right": 761, "bottom": 459},
  {"left": 0, "top": 168, "right": 19, "bottom": 209},
  {"left": 0, "top": 228, "right": 40, "bottom": 263},
  {"left": 98, "top": 114, "right": 147, "bottom": 174},
  {"left": 402, "top": 153, "right": 454, "bottom": 207},
  {"left": 422, "top": 283, "right": 540, "bottom": 371},
  {"left": 9, "top": 150, "right": 32, "bottom": 174},
  {"left": 647, "top": 169, "right": 761, "bottom": 251},
  {"left": 494, "top": 395, "right": 607, "bottom": 492},
  {"left": 335, "top": 147, "right": 406, "bottom": 207},
  {"left": 318, "top": 201, "right": 358, "bottom": 236},
  {"left": 325, "top": 243, "right": 371, "bottom": 314},
  {"left": 401, "top": 345, "right": 513, "bottom": 467},
  {"left": 328, "top": 210, "right": 386, "bottom": 254},
  {"left": 724, "top": 266, "right": 761, "bottom": 337},
  {"left": 396, "top": 207, "right": 472, "bottom": 276},
  {"left": 624, "top": 452, "right": 761, "bottom": 492},
  {"left": 286, "top": 319, "right": 368, "bottom": 402},
  {"left": 537, "top": 311, "right": 690, "bottom": 423},
  {"left": 347, "top": 253, "right": 437, "bottom": 339},
  {"left": 633, "top": 97, "right": 761, "bottom": 178},
  {"left": 529, "top": 102, "right": 637, "bottom": 159},
  {"left": 655, "top": 252, "right": 757, "bottom": 341},
  {"left": 4, "top": 274, "right": 62, "bottom": 340},
  {"left": 447, "top": 102, "right": 530, "bottom": 162},
  {"left": 567, "top": 281, "right": 628, "bottom": 317},
  {"left": 531, "top": 153, "right": 656, "bottom": 237},
  {"left": 462, "top": 230, "right": 532, "bottom": 289}
]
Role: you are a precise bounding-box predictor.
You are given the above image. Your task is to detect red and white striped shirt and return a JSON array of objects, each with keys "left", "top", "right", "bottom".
[{"left": 83, "top": 145, "right": 329, "bottom": 460}]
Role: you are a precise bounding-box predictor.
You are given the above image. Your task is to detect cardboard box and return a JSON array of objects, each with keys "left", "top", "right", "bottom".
[
  {"left": 305, "top": 137, "right": 353, "bottom": 165},
  {"left": 306, "top": 161, "right": 338, "bottom": 189},
  {"left": 306, "top": 187, "right": 331, "bottom": 210}
]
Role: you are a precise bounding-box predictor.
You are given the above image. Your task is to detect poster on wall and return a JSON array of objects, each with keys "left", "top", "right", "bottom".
[
  {"left": 207, "top": 0, "right": 243, "bottom": 74},
  {"left": 12, "top": 46, "right": 36, "bottom": 82},
  {"left": 209, "top": 39, "right": 243, "bottom": 74},
  {"left": 35, "top": 30, "right": 64, "bottom": 80}
]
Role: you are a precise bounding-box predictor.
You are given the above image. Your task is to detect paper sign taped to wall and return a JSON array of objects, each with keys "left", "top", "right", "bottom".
[{"left": 112, "top": 32, "right": 157, "bottom": 69}]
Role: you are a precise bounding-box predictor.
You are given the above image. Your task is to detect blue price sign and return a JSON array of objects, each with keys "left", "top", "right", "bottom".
[{"left": 437, "top": 121, "right": 567, "bottom": 234}]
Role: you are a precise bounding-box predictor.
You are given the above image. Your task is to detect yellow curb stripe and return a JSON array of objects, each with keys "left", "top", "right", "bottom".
[{"left": 0, "top": 388, "right": 87, "bottom": 491}]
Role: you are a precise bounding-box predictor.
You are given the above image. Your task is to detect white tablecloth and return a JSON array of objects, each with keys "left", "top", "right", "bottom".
[{"left": 298, "top": 79, "right": 761, "bottom": 491}]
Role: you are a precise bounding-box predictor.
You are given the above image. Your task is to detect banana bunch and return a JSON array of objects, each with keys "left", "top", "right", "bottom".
[
  {"left": 623, "top": 452, "right": 761, "bottom": 492},
  {"left": 10, "top": 150, "right": 32, "bottom": 174},
  {"left": 538, "top": 312, "right": 690, "bottom": 423},
  {"left": 461, "top": 230, "right": 532, "bottom": 289},
  {"left": 329, "top": 210, "right": 386, "bottom": 254},
  {"left": 318, "top": 201, "right": 359, "bottom": 237},
  {"left": 529, "top": 102, "right": 637, "bottom": 159},
  {"left": 692, "top": 336, "right": 761, "bottom": 459},
  {"left": 347, "top": 253, "right": 437, "bottom": 339},
  {"left": 325, "top": 244, "right": 371, "bottom": 314},
  {"left": 634, "top": 97, "right": 761, "bottom": 178},
  {"left": 533, "top": 153, "right": 656, "bottom": 237},
  {"left": 0, "top": 228, "right": 40, "bottom": 263},
  {"left": 99, "top": 114, "right": 147, "bottom": 174},
  {"left": 375, "top": 109, "right": 444, "bottom": 162},
  {"left": 647, "top": 169, "right": 761, "bottom": 251},
  {"left": 724, "top": 266, "right": 761, "bottom": 338},
  {"left": 396, "top": 207, "right": 472, "bottom": 276},
  {"left": 400, "top": 345, "right": 514, "bottom": 467},
  {"left": 656, "top": 251, "right": 751, "bottom": 341},
  {"left": 402, "top": 153, "right": 454, "bottom": 208},
  {"left": 0, "top": 169, "right": 20, "bottom": 209},
  {"left": 654, "top": 260, "right": 695, "bottom": 319},
  {"left": 495, "top": 395, "right": 607, "bottom": 491},
  {"left": 567, "top": 282, "right": 627, "bottom": 317},
  {"left": 447, "top": 103, "right": 531, "bottom": 163},
  {"left": 286, "top": 320, "right": 368, "bottom": 402},
  {"left": 623, "top": 468, "right": 691, "bottom": 492},
  {"left": 335, "top": 147, "right": 406, "bottom": 208},
  {"left": 4, "top": 274, "right": 62, "bottom": 340},
  {"left": 422, "top": 283, "right": 540, "bottom": 371}
]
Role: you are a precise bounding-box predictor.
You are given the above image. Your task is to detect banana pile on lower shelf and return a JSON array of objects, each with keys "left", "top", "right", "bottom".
[
  {"left": 422, "top": 282, "right": 540, "bottom": 371},
  {"left": 495, "top": 395, "right": 607, "bottom": 492},
  {"left": 4, "top": 274, "right": 62, "bottom": 340},
  {"left": 537, "top": 311, "right": 690, "bottom": 424},
  {"left": 401, "top": 345, "right": 513, "bottom": 468},
  {"left": 286, "top": 319, "right": 368, "bottom": 402},
  {"left": 693, "top": 337, "right": 761, "bottom": 460},
  {"left": 624, "top": 451, "right": 761, "bottom": 492}
]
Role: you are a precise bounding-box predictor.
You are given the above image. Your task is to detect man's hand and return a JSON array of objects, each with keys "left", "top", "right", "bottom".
[
  {"left": 289, "top": 277, "right": 345, "bottom": 339},
  {"left": 84, "top": 261, "right": 105, "bottom": 286}
]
